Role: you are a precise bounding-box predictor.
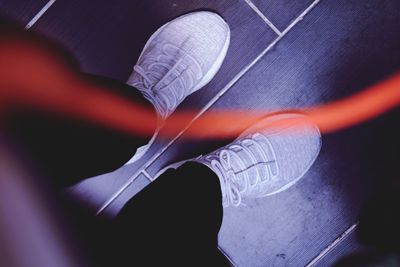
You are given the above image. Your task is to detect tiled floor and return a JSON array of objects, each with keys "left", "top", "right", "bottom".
[{"left": 1, "top": 0, "right": 400, "bottom": 266}]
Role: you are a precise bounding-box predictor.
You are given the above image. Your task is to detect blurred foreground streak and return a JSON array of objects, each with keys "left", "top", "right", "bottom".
[
  {"left": 0, "top": 138, "right": 86, "bottom": 267},
  {"left": 0, "top": 20, "right": 400, "bottom": 140}
]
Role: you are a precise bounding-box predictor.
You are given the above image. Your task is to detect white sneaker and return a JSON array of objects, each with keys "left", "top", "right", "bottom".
[
  {"left": 124, "top": 11, "right": 230, "bottom": 165},
  {"left": 127, "top": 11, "right": 231, "bottom": 119},
  {"left": 196, "top": 113, "right": 322, "bottom": 207}
]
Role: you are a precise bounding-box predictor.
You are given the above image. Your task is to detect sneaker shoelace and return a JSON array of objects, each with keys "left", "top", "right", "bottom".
[
  {"left": 132, "top": 43, "right": 203, "bottom": 118},
  {"left": 207, "top": 133, "right": 278, "bottom": 207}
]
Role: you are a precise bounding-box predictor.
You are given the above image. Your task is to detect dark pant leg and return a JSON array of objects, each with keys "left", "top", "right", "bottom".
[
  {"left": 2, "top": 18, "right": 157, "bottom": 187},
  {"left": 4, "top": 74, "right": 156, "bottom": 188},
  {"left": 114, "top": 161, "right": 229, "bottom": 266},
  {"left": 3, "top": 74, "right": 158, "bottom": 266},
  {"left": 2, "top": 21, "right": 226, "bottom": 266}
]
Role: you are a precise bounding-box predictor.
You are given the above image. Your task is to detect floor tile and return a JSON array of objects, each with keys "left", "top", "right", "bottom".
[
  {"left": 0, "top": 0, "right": 48, "bottom": 25},
  {"left": 314, "top": 227, "right": 366, "bottom": 267},
  {"left": 251, "top": 0, "right": 315, "bottom": 31}
]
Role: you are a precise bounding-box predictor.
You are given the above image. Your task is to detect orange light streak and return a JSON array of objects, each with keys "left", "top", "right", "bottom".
[{"left": 0, "top": 38, "right": 399, "bottom": 139}]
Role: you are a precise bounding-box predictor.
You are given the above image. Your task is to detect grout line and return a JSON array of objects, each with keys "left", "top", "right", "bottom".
[
  {"left": 97, "top": 0, "right": 322, "bottom": 215},
  {"left": 218, "top": 246, "right": 237, "bottom": 266},
  {"left": 25, "top": 0, "right": 56, "bottom": 29},
  {"left": 141, "top": 170, "right": 152, "bottom": 180},
  {"left": 284, "top": 0, "right": 321, "bottom": 31},
  {"left": 243, "top": 0, "right": 282, "bottom": 36},
  {"left": 96, "top": 171, "right": 141, "bottom": 214},
  {"left": 305, "top": 222, "right": 358, "bottom": 267}
]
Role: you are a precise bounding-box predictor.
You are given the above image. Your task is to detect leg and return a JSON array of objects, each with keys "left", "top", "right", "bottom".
[
  {"left": 114, "top": 162, "right": 230, "bottom": 266},
  {"left": 1, "top": 11, "right": 232, "bottom": 266},
  {"left": 3, "top": 10, "right": 231, "bottom": 188},
  {"left": 2, "top": 74, "right": 159, "bottom": 266},
  {"left": 5, "top": 74, "right": 157, "bottom": 188}
]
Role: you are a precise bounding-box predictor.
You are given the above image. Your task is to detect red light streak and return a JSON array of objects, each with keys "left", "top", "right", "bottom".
[{"left": 1, "top": 38, "right": 399, "bottom": 139}]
